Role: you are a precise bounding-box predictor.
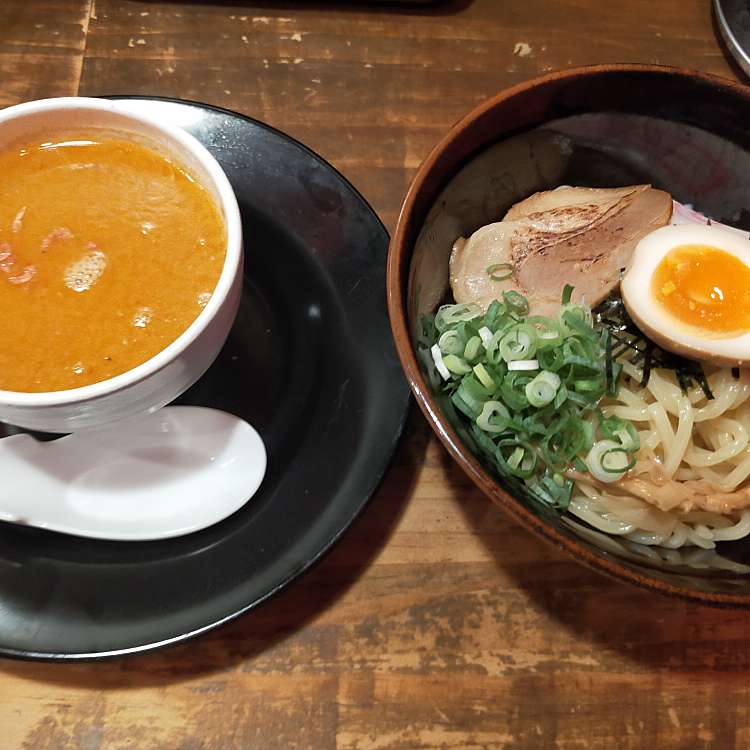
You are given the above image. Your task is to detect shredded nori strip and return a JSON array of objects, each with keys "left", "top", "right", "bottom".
[
  {"left": 594, "top": 294, "right": 714, "bottom": 400},
  {"left": 604, "top": 327, "right": 615, "bottom": 396}
]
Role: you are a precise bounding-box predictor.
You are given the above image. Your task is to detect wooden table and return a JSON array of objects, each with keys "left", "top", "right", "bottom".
[{"left": 0, "top": 2, "right": 747, "bottom": 748}]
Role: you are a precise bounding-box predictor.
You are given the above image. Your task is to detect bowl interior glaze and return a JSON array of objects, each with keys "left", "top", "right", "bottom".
[{"left": 389, "top": 66, "right": 750, "bottom": 606}]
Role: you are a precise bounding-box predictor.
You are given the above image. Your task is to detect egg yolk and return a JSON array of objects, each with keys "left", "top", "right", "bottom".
[{"left": 652, "top": 244, "right": 750, "bottom": 335}]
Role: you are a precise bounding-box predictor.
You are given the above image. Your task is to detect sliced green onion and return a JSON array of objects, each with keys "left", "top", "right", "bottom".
[
  {"left": 470, "top": 422, "right": 499, "bottom": 459},
  {"left": 462, "top": 374, "right": 489, "bottom": 397},
  {"left": 538, "top": 347, "right": 565, "bottom": 372},
  {"left": 417, "top": 345, "right": 442, "bottom": 389},
  {"left": 573, "top": 377, "right": 604, "bottom": 393},
  {"left": 534, "top": 370, "right": 561, "bottom": 390},
  {"left": 540, "top": 417, "right": 572, "bottom": 470},
  {"left": 463, "top": 335, "right": 483, "bottom": 362},
  {"left": 525, "top": 381, "right": 557, "bottom": 408},
  {"left": 553, "top": 383, "right": 568, "bottom": 409},
  {"left": 496, "top": 438, "right": 537, "bottom": 479},
  {"left": 602, "top": 447, "right": 636, "bottom": 472},
  {"left": 435, "top": 303, "right": 483, "bottom": 332},
  {"left": 424, "top": 285, "right": 640, "bottom": 516},
  {"left": 507, "top": 359, "right": 539, "bottom": 371},
  {"left": 451, "top": 389, "right": 480, "bottom": 420},
  {"left": 507, "top": 446, "right": 525, "bottom": 470},
  {"left": 561, "top": 340, "right": 600, "bottom": 373},
  {"left": 541, "top": 412, "right": 595, "bottom": 471},
  {"left": 483, "top": 300, "right": 507, "bottom": 329},
  {"left": 453, "top": 321, "right": 476, "bottom": 347},
  {"left": 501, "top": 371, "right": 532, "bottom": 411},
  {"left": 526, "top": 315, "right": 563, "bottom": 349},
  {"left": 486, "top": 262, "right": 514, "bottom": 281},
  {"left": 430, "top": 344, "right": 450, "bottom": 381},
  {"left": 560, "top": 307, "right": 596, "bottom": 340},
  {"left": 473, "top": 363, "right": 497, "bottom": 390},
  {"left": 579, "top": 419, "right": 595, "bottom": 452},
  {"left": 600, "top": 415, "right": 640, "bottom": 452},
  {"left": 442, "top": 354, "right": 472, "bottom": 375},
  {"left": 483, "top": 331, "right": 503, "bottom": 367},
  {"left": 499, "top": 324, "right": 537, "bottom": 362},
  {"left": 476, "top": 400, "right": 511, "bottom": 433},
  {"left": 522, "top": 410, "right": 550, "bottom": 436},
  {"left": 536, "top": 470, "right": 573, "bottom": 509},
  {"left": 478, "top": 326, "right": 493, "bottom": 345},
  {"left": 586, "top": 439, "right": 634, "bottom": 482},
  {"left": 525, "top": 371, "right": 561, "bottom": 408},
  {"left": 614, "top": 428, "right": 638, "bottom": 451},
  {"left": 438, "top": 329, "right": 465, "bottom": 356},
  {"left": 502, "top": 290, "right": 530, "bottom": 316},
  {"left": 561, "top": 284, "right": 574, "bottom": 304},
  {"left": 565, "top": 390, "right": 593, "bottom": 407}
]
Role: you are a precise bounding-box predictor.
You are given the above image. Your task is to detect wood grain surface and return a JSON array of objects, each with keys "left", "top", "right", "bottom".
[{"left": 0, "top": 1, "right": 747, "bottom": 748}]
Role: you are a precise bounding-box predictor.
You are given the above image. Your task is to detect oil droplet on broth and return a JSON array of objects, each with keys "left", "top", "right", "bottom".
[
  {"left": 64, "top": 249, "right": 107, "bottom": 293},
  {"left": 132, "top": 307, "right": 153, "bottom": 328},
  {"left": 197, "top": 291, "right": 211, "bottom": 308}
]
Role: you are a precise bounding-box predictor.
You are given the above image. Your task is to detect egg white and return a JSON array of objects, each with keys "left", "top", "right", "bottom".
[{"left": 621, "top": 223, "right": 750, "bottom": 367}]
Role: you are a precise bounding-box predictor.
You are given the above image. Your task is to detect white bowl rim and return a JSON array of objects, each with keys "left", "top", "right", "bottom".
[{"left": 0, "top": 96, "right": 242, "bottom": 407}]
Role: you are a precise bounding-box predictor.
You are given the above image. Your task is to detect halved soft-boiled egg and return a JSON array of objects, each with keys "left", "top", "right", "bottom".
[{"left": 621, "top": 223, "right": 750, "bottom": 366}]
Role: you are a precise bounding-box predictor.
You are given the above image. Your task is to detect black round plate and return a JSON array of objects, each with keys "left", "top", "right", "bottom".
[{"left": 0, "top": 98, "right": 409, "bottom": 659}]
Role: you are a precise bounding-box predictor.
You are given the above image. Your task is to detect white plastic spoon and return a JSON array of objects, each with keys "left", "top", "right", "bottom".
[{"left": 0, "top": 406, "right": 266, "bottom": 541}]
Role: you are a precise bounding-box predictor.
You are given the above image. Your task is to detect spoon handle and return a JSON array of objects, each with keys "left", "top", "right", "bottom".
[
  {"left": 0, "top": 407, "right": 266, "bottom": 541},
  {"left": 0, "top": 434, "right": 60, "bottom": 522}
]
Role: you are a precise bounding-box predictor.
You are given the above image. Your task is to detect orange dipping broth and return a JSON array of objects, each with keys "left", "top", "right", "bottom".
[{"left": 0, "top": 132, "right": 226, "bottom": 392}]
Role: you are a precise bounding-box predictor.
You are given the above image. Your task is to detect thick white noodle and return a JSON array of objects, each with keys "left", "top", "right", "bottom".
[{"left": 568, "top": 365, "right": 750, "bottom": 551}]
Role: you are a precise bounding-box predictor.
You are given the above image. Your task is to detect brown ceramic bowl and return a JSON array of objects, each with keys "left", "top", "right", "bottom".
[{"left": 388, "top": 64, "right": 750, "bottom": 607}]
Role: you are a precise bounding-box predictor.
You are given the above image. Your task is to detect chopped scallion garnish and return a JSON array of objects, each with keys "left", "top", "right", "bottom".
[
  {"left": 418, "top": 287, "right": 638, "bottom": 511},
  {"left": 486, "top": 262, "right": 514, "bottom": 281}
]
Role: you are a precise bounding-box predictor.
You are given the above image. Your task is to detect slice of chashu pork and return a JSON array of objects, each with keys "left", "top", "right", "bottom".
[{"left": 449, "top": 185, "right": 672, "bottom": 316}]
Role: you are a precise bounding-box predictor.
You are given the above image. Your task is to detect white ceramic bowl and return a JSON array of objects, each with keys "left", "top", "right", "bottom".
[{"left": 0, "top": 97, "right": 243, "bottom": 432}]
